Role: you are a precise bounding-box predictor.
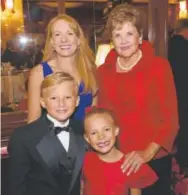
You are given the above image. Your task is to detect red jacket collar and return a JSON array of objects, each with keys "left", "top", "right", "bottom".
[{"left": 103, "top": 41, "right": 155, "bottom": 73}]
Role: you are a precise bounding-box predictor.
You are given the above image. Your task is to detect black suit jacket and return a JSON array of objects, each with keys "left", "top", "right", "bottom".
[
  {"left": 8, "top": 116, "right": 86, "bottom": 195},
  {"left": 168, "top": 35, "right": 188, "bottom": 108}
]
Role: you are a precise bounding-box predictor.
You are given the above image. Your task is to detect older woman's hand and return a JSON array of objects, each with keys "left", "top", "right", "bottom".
[
  {"left": 121, "top": 150, "right": 146, "bottom": 176},
  {"left": 121, "top": 142, "right": 161, "bottom": 176}
]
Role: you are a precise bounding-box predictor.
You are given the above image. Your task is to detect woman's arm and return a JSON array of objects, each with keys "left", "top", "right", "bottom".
[
  {"left": 92, "top": 82, "right": 98, "bottom": 106},
  {"left": 28, "top": 65, "right": 43, "bottom": 123},
  {"left": 80, "top": 179, "right": 84, "bottom": 195},
  {"left": 121, "top": 58, "right": 179, "bottom": 175},
  {"left": 122, "top": 142, "right": 161, "bottom": 175},
  {"left": 130, "top": 188, "right": 141, "bottom": 195},
  {"left": 151, "top": 58, "right": 179, "bottom": 151},
  {"left": 92, "top": 94, "right": 98, "bottom": 106}
]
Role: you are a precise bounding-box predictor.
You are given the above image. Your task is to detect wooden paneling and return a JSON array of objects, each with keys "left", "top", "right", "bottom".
[
  {"left": 148, "top": 0, "right": 169, "bottom": 58},
  {"left": 1, "top": 111, "right": 28, "bottom": 140},
  {"left": 57, "top": 0, "right": 66, "bottom": 14}
]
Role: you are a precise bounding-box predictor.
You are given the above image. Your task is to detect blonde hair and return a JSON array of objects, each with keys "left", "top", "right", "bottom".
[
  {"left": 104, "top": 3, "right": 144, "bottom": 41},
  {"left": 84, "top": 107, "right": 118, "bottom": 127},
  {"left": 40, "top": 72, "right": 78, "bottom": 97},
  {"left": 43, "top": 14, "right": 97, "bottom": 94}
]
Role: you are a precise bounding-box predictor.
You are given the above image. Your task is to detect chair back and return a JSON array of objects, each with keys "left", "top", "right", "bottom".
[{"left": 1, "top": 111, "right": 28, "bottom": 138}]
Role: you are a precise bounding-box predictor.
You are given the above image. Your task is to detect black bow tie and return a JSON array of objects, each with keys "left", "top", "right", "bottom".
[{"left": 53, "top": 126, "right": 70, "bottom": 135}]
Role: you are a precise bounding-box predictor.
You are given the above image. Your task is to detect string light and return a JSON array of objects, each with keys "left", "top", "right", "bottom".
[{"left": 179, "top": 0, "right": 188, "bottom": 18}]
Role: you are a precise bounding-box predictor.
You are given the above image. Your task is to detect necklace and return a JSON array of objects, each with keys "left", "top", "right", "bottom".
[{"left": 117, "top": 50, "right": 142, "bottom": 72}]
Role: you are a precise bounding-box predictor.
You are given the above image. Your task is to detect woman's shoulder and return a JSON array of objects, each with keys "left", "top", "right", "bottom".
[
  {"left": 97, "top": 62, "right": 109, "bottom": 72},
  {"left": 150, "top": 56, "right": 171, "bottom": 74},
  {"left": 31, "top": 61, "right": 53, "bottom": 78},
  {"left": 152, "top": 56, "right": 169, "bottom": 65},
  {"left": 97, "top": 49, "right": 117, "bottom": 72},
  {"left": 29, "top": 64, "right": 43, "bottom": 78}
]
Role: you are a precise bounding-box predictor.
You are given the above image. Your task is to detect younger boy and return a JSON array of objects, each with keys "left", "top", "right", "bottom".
[
  {"left": 82, "top": 107, "right": 158, "bottom": 195},
  {"left": 8, "top": 72, "right": 86, "bottom": 195}
]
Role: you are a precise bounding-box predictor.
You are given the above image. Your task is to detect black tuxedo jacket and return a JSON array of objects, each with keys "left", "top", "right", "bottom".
[{"left": 8, "top": 116, "right": 86, "bottom": 195}]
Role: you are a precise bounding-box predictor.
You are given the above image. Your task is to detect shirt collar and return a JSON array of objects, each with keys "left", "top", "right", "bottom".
[{"left": 47, "top": 114, "right": 69, "bottom": 128}]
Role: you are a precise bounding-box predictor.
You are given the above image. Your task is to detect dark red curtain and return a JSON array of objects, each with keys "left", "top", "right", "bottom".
[{"left": 1, "top": 0, "right": 5, "bottom": 11}]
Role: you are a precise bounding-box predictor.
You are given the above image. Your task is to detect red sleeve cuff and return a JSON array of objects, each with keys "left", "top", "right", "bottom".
[{"left": 127, "top": 163, "right": 158, "bottom": 188}]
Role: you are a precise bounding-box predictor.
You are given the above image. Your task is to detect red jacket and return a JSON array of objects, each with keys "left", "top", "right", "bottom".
[{"left": 97, "top": 41, "right": 179, "bottom": 159}]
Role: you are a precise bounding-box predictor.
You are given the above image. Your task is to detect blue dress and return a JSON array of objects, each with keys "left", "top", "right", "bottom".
[{"left": 41, "top": 62, "right": 93, "bottom": 120}]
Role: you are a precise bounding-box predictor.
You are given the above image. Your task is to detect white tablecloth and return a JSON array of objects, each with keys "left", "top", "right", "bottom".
[{"left": 1, "top": 73, "right": 26, "bottom": 103}]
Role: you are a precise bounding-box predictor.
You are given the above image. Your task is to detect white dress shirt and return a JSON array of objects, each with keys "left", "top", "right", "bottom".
[{"left": 47, "top": 114, "right": 70, "bottom": 152}]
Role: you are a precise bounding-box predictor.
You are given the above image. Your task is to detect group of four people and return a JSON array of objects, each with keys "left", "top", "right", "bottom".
[{"left": 8, "top": 3, "right": 180, "bottom": 195}]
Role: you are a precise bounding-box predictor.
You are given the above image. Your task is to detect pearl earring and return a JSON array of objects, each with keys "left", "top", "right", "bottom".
[{"left": 139, "top": 38, "right": 142, "bottom": 44}]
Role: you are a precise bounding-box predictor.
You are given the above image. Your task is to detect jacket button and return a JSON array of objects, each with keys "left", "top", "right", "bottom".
[
  {"left": 68, "top": 169, "right": 72, "bottom": 174},
  {"left": 68, "top": 156, "right": 72, "bottom": 160}
]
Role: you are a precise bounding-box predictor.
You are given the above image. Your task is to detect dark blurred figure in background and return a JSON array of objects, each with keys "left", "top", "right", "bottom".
[
  {"left": 2, "top": 39, "right": 43, "bottom": 69},
  {"left": 18, "top": 43, "right": 43, "bottom": 69},
  {"left": 2, "top": 40, "right": 31, "bottom": 69},
  {"left": 32, "top": 44, "right": 43, "bottom": 66},
  {"left": 18, "top": 80, "right": 28, "bottom": 112},
  {"left": 168, "top": 18, "right": 188, "bottom": 176},
  {"left": 1, "top": 40, "right": 17, "bottom": 65}
]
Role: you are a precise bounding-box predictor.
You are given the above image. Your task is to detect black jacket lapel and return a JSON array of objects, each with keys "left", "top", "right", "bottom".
[
  {"left": 36, "top": 116, "right": 69, "bottom": 172},
  {"left": 36, "top": 130, "right": 66, "bottom": 172}
]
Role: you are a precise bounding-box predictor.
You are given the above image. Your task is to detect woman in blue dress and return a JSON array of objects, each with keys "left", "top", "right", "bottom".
[{"left": 28, "top": 14, "right": 97, "bottom": 122}]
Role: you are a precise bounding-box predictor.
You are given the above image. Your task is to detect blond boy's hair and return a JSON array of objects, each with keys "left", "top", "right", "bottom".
[{"left": 40, "top": 72, "right": 78, "bottom": 97}]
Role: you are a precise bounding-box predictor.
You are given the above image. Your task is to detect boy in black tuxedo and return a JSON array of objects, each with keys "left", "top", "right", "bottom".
[{"left": 8, "top": 72, "right": 86, "bottom": 195}]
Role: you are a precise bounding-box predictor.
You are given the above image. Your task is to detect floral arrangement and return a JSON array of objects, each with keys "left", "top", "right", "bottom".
[{"left": 171, "top": 156, "right": 188, "bottom": 195}]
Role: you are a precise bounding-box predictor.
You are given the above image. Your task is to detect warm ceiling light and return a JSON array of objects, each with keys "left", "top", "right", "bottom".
[
  {"left": 180, "top": 1, "right": 186, "bottom": 10},
  {"left": 179, "top": 0, "right": 187, "bottom": 18},
  {"left": 5, "top": 0, "right": 14, "bottom": 10}
]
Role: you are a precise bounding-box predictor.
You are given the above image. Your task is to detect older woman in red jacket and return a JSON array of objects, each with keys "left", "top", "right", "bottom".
[{"left": 97, "top": 3, "right": 179, "bottom": 195}]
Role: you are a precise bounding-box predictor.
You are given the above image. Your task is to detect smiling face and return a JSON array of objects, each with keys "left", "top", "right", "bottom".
[
  {"left": 51, "top": 19, "right": 80, "bottom": 58},
  {"left": 40, "top": 81, "right": 79, "bottom": 122},
  {"left": 112, "top": 21, "right": 141, "bottom": 58},
  {"left": 84, "top": 113, "right": 119, "bottom": 155}
]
